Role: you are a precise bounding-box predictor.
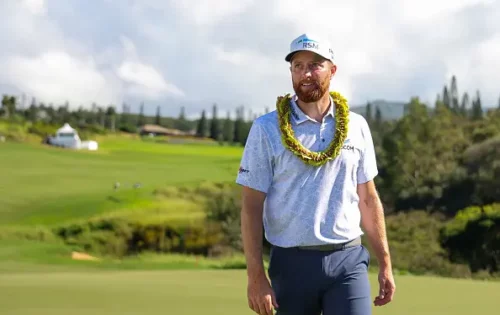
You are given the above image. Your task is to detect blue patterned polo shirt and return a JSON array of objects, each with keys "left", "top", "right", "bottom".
[{"left": 235, "top": 94, "right": 378, "bottom": 247}]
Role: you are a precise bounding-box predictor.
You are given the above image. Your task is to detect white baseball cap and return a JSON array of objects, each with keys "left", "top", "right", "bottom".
[{"left": 285, "top": 33, "right": 335, "bottom": 63}]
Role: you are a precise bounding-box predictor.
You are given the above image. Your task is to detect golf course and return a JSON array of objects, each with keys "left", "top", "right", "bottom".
[
  {"left": 1, "top": 135, "right": 499, "bottom": 314},
  {"left": 1, "top": 269, "right": 498, "bottom": 315}
]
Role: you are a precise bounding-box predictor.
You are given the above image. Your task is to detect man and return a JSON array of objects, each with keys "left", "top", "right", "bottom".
[{"left": 236, "top": 33, "right": 395, "bottom": 315}]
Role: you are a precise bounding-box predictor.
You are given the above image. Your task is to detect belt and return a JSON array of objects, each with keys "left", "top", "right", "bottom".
[{"left": 297, "top": 237, "right": 362, "bottom": 251}]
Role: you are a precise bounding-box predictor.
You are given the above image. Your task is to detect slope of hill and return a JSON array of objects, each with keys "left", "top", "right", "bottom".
[{"left": 351, "top": 100, "right": 408, "bottom": 120}]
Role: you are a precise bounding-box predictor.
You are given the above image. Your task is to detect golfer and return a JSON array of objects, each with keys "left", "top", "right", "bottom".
[{"left": 236, "top": 33, "right": 395, "bottom": 315}]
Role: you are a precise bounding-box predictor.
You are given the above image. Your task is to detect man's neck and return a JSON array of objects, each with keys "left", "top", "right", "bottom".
[{"left": 296, "top": 93, "right": 331, "bottom": 122}]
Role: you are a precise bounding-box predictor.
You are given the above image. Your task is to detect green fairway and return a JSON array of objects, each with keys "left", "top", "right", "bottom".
[
  {"left": 0, "top": 270, "right": 498, "bottom": 315},
  {"left": 0, "top": 138, "right": 242, "bottom": 226}
]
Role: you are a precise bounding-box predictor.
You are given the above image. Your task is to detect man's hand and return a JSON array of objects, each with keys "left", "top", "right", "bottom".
[
  {"left": 374, "top": 267, "right": 396, "bottom": 306},
  {"left": 247, "top": 273, "right": 279, "bottom": 315}
]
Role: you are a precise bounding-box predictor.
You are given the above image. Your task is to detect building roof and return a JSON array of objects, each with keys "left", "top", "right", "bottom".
[
  {"left": 57, "top": 123, "right": 76, "bottom": 134},
  {"left": 140, "top": 124, "right": 188, "bottom": 136}
]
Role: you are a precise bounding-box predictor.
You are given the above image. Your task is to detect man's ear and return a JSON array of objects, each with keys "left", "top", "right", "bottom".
[{"left": 330, "top": 64, "right": 337, "bottom": 77}]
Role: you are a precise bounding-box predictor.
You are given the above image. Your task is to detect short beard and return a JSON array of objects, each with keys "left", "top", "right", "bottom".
[{"left": 293, "top": 77, "right": 330, "bottom": 103}]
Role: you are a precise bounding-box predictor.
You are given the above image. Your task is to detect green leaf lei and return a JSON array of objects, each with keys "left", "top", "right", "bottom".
[{"left": 276, "top": 91, "right": 349, "bottom": 166}]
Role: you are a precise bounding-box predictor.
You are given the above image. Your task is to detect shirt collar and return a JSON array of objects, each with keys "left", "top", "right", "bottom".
[{"left": 290, "top": 94, "right": 336, "bottom": 125}]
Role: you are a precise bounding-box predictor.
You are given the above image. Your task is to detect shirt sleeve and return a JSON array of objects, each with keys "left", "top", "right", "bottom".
[
  {"left": 357, "top": 117, "right": 378, "bottom": 184},
  {"left": 235, "top": 120, "right": 274, "bottom": 193}
]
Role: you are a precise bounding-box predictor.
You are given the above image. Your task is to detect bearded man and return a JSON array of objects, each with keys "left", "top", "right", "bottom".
[{"left": 235, "top": 33, "right": 396, "bottom": 315}]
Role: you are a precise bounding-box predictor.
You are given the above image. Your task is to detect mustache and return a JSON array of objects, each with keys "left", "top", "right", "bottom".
[{"left": 299, "top": 80, "right": 320, "bottom": 86}]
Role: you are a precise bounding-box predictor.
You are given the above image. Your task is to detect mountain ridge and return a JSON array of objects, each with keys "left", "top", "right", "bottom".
[{"left": 350, "top": 99, "right": 409, "bottom": 120}]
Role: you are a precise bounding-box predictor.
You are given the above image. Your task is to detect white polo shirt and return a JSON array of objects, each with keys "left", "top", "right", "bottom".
[{"left": 235, "top": 94, "right": 378, "bottom": 247}]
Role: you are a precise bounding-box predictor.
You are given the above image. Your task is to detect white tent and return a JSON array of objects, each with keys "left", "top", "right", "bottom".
[
  {"left": 49, "top": 123, "right": 98, "bottom": 151},
  {"left": 56, "top": 123, "right": 79, "bottom": 139}
]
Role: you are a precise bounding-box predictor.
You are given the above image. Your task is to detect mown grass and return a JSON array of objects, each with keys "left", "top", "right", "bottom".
[
  {"left": 0, "top": 268, "right": 499, "bottom": 315},
  {"left": 0, "top": 136, "right": 246, "bottom": 273},
  {"left": 0, "top": 138, "right": 242, "bottom": 226},
  {"left": 0, "top": 239, "right": 248, "bottom": 274}
]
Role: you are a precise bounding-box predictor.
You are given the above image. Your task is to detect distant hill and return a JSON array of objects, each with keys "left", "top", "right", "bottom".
[{"left": 351, "top": 100, "right": 408, "bottom": 121}]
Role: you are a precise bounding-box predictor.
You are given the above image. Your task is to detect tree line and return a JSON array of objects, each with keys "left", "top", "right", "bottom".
[{"left": 0, "top": 96, "right": 258, "bottom": 146}]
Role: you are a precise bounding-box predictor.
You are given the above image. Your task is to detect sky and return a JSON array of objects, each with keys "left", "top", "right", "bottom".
[{"left": 1, "top": 0, "right": 499, "bottom": 119}]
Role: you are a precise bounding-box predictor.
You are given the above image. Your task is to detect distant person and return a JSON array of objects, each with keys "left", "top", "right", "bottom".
[{"left": 236, "top": 33, "right": 395, "bottom": 315}]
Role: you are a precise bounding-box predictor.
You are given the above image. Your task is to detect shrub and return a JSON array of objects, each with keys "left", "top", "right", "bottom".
[
  {"left": 27, "top": 122, "right": 57, "bottom": 137},
  {"left": 3, "top": 123, "right": 28, "bottom": 142},
  {"left": 53, "top": 215, "right": 225, "bottom": 258},
  {"left": 0, "top": 226, "right": 58, "bottom": 242},
  {"left": 441, "top": 203, "right": 500, "bottom": 274},
  {"left": 203, "top": 182, "right": 243, "bottom": 253},
  {"left": 377, "top": 210, "right": 471, "bottom": 277}
]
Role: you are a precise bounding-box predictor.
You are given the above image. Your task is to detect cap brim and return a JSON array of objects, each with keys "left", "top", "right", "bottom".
[
  {"left": 285, "top": 51, "right": 297, "bottom": 62},
  {"left": 285, "top": 49, "right": 331, "bottom": 62}
]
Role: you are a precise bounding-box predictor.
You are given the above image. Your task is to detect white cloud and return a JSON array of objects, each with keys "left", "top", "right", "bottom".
[
  {"left": 116, "top": 36, "right": 185, "bottom": 99},
  {"left": 0, "top": 3, "right": 184, "bottom": 109},
  {"left": 0, "top": 0, "right": 499, "bottom": 115},
  {"left": 117, "top": 61, "right": 184, "bottom": 98},
  {"left": 213, "top": 47, "right": 248, "bottom": 66},
  {"left": 395, "top": 0, "right": 495, "bottom": 21},
  {"left": 444, "top": 33, "right": 500, "bottom": 103},
  {"left": 167, "top": 0, "right": 255, "bottom": 26},
  {"left": 3, "top": 51, "right": 120, "bottom": 106},
  {"left": 21, "top": 0, "right": 46, "bottom": 16}
]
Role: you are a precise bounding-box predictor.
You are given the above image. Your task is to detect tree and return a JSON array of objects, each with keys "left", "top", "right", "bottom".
[
  {"left": 460, "top": 92, "right": 470, "bottom": 117},
  {"left": 209, "top": 103, "right": 221, "bottom": 140},
  {"left": 27, "top": 100, "right": 38, "bottom": 122},
  {"left": 471, "top": 90, "right": 483, "bottom": 120},
  {"left": 233, "top": 105, "right": 246, "bottom": 145},
  {"left": 222, "top": 110, "right": 234, "bottom": 143},
  {"left": 441, "top": 203, "right": 500, "bottom": 273},
  {"left": 137, "top": 102, "right": 145, "bottom": 127},
  {"left": 1, "top": 95, "right": 16, "bottom": 118},
  {"left": 443, "top": 86, "right": 451, "bottom": 109},
  {"left": 179, "top": 106, "right": 186, "bottom": 120},
  {"left": 174, "top": 106, "right": 192, "bottom": 132},
  {"left": 155, "top": 106, "right": 161, "bottom": 125},
  {"left": 380, "top": 96, "right": 469, "bottom": 212},
  {"left": 196, "top": 110, "right": 208, "bottom": 138},
  {"left": 365, "top": 102, "right": 373, "bottom": 125},
  {"left": 450, "top": 75, "right": 460, "bottom": 114},
  {"left": 120, "top": 102, "right": 129, "bottom": 126},
  {"left": 106, "top": 106, "right": 116, "bottom": 131},
  {"left": 375, "top": 106, "right": 382, "bottom": 127},
  {"left": 96, "top": 107, "right": 105, "bottom": 127},
  {"left": 434, "top": 93, "right": 447, "bottom": 113}
]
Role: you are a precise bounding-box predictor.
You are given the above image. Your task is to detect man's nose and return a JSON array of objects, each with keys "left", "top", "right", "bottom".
[{"left": 302, "top": 70, "right": 312, "bottom": 79}]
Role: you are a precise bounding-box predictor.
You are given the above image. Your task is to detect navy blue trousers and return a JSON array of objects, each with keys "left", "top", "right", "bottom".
[{"left": 268, "top": 243, "right": 372, "bottom": 315}]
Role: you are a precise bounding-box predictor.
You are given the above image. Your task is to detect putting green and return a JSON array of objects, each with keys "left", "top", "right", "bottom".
[{"left": 0, "top": 270, "right": 498, "bottom": 315}]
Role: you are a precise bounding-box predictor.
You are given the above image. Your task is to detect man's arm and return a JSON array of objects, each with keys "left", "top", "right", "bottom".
[
  {"left": 236, "top": 120, "right": 273, "bottom": 278},
  {"left": 235, "top": 120, "right": 277, "bottom": 315},
  {"left": 241, "top": 186, "right": 267, "bottom": 279},
  {"left": 357, "top": 180, "right": 395, "bottom": 306},
  {"left": 358, "top": 180, "right": 391, "bottom": 269},
  {"left": 241, "top": 186, "right": 278, "bottom": 315}
]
